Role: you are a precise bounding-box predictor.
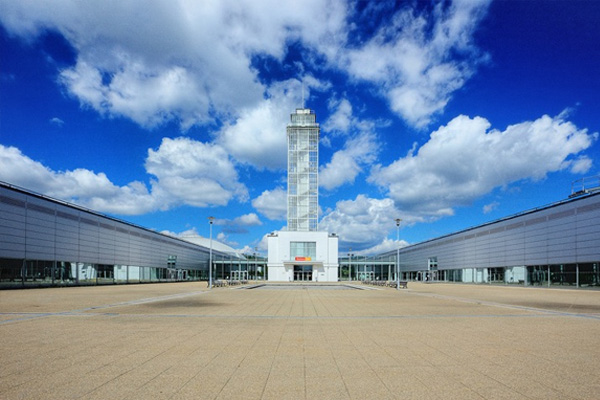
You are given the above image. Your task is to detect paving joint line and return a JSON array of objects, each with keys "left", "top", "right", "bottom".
[
  {"left": 0, "top": 290, "right": 210, "bottom": 325},
  {"left": 406, "top": 290, "right": 600, "bottom": 320}
]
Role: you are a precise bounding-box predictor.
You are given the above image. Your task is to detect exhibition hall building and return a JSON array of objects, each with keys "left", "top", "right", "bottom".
[{"left": 1, "top": 106, "right": 599, "bottom": 289}]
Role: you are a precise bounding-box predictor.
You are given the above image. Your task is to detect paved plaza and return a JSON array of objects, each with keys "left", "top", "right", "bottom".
[{"left": 1, "top": 282, "right": 599, "bottom": 399}]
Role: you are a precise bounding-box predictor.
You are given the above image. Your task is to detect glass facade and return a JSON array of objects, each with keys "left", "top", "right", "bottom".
[
  {"left": 0, "top": 182, "right": 236, "bottom": 289},
  {"left": 0, "top": 258, "right": 202, "bottom": 288},
  {"left": 333, "top": 258, "right": 600, "bottom": 287},
  {"left": 287, "top": 108, "right": 319, "bottom": 232},
  {"left": 290, "top": 242, "right": 316, "bottom": 260},
  {"left": 373, "top": 191, "right": 600, "bottom": 287}
]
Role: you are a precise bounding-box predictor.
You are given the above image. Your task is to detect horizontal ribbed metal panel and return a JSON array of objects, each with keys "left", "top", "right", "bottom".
[
  {"left": 0, "top": 183, "right": 231, "bottom": 270},
  {"left": 390, "top": 193, "right": 600, "bottom": 271}
]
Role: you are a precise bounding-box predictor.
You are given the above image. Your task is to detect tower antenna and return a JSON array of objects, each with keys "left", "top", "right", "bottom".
[{"left": 301, "top": 82, "right": 305, "bottom": 108}]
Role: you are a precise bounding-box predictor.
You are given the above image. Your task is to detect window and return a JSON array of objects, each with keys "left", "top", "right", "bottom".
[
  {"left": 290, "top": 242, "right": 316, "bottom": 259},
  {"left": 428, "top": 257, "right": 438, "bottom": 270}
]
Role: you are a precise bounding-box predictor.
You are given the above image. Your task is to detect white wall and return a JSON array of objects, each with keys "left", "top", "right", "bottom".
[
  {"left": 504, "top": 266, "right": 526, "bottom": 283},
  {"left": 462, "top": 268, "right": 488, "bottom": 283},
  {"left": 267, "top": 231, "right": 338, "bottom": 281}
]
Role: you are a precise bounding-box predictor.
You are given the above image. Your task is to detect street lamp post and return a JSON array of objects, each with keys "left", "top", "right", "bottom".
[
  {"left": 348, "top": 249, "right": 353, "bottom": 282},
  {"left": 254, "top": 247, "right": 258, "bottom": 281},
  {"left": 208, "top": 216, "right": 214, "bottom": 289},
  {"left": 395, "top": 218, "right": 402, "bottom": 290}
]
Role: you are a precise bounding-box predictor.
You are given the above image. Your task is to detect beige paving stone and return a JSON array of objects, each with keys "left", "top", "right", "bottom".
[{"left": 1, "top": 282, "right": 599, "bottom": 399}]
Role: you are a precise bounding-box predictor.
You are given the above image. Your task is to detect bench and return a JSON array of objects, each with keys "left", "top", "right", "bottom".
[
  {"left": 209, "top": 279, "right": 228, "bottom": 287},
  {"left": 385, "top": 280, "right": 407, "bottom": 288},
  {"left": 361, "top": 280, "right": 408, "bottom": 289}
]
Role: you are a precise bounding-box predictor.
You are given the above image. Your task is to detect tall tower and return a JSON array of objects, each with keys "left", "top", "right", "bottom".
[
  {"left": 266, "top": 105, "right": 338, "bottom": 282},
  {"left": 287, "top": 108, "right": 319, "bottom": 232}
]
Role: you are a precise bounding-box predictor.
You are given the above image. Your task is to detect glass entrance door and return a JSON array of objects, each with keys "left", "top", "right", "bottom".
[
  {"left": 293, "top": 265, "right": 313, "bottom": 281},
  {"left": 358, "top": 271, "right": 374, "bottom": 281},
  {"left": 231, "top": 270, "right": 247, "bottom": 281}
]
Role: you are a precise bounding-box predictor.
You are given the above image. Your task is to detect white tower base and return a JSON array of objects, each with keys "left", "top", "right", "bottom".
[{"left": 267, "top": 231, "right": 339, "bottom": 282}]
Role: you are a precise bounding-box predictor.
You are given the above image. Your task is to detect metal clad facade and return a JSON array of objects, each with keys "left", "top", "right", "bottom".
[
  {"left": 576, "top": 201, "right": 600, "bottom": 261},
  {"left": 0, "top": 190, "right": 27, "bottom": 258},
  {"left": 0, "top": 183, "right": 226, "bottom": 287},
  {"left": 391, "top": 193, "right": 600, "bottom": 272}
]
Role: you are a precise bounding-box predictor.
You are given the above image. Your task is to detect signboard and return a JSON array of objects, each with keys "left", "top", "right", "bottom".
[{"left": 295, "top": 256, "right": 312, "bottom": 261}]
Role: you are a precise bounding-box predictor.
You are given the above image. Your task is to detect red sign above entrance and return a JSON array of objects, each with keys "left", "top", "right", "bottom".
[{"left": 295, "top": 256, "right": 312, "bottom": 261}]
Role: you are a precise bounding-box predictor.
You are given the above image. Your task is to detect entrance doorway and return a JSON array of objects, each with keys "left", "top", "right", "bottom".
[
  {"left": 231, "top": 270, "right": 247, "bottom": 281},
  {"left": 293, "top": 265, "right": 313, "bottom": 281},
  {"left": 358, "top": 271, "right": 374, "bottom": 281}
]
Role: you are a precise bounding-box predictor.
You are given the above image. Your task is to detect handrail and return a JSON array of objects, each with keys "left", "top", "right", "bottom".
[{"left": 570, "top": 175, "right": 600, "bottom": 198}]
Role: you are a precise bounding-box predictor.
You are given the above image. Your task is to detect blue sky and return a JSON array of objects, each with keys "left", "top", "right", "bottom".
[{"left": 1, "top": 0, "right": 599, "bottom": 256}]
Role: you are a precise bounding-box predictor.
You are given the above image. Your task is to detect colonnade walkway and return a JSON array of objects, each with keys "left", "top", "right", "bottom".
[{"left": 1, "top": 282, "right": 599, "bottom": 399}]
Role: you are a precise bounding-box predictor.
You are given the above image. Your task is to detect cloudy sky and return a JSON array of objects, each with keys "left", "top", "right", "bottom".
[{"left": 1, "top": 0, "right": 599, "bottom": 255}]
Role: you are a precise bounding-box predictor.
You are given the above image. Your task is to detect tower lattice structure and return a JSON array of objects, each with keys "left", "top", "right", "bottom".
[{"left": 287, "top": 108, "right": 319, "bottom": 232}]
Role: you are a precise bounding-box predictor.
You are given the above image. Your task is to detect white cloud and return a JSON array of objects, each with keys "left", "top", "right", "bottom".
[
  {"left": 256, "top": 233, "right": 271, "bottom": 253},
  {"left": 216, "top": 79, "right": 301, "bottom": 170},
  {"left": 319, "top": 195, "right": 403, "bottom": 250},
  {"left": 342, "top": 0, "right": 491, "bottom": 128},
  {"left": 0, "top": 0, "right": 493, "bottom": 133},
  {"left": 320, "top": 131, "right": 379, "bottom": 190},
  {"left": 482, "top": 201, "right": 499, "bottom": 214},
  {"left": 215, "top": 213, "right": 262, "bottom": 227},
  {"left": 161, "top": 229, "right": 243, "bottom": 254},
  {"left": 570, "top": 156, "right": 593, "bottom": 174},
  {"left": 355, "top": 238, "right": 409, "bottom": 256},
  {"left": 145, "top": 137, "right": 248, "bottom": 207},
  {"left": 252, "top": 187, "right": 287, "bottom": 220},
  {"left": 216, "top": 76, "right": 332, "bottom": 171},
  {"left": 0, "top": 144, "right": 157, "bottom": 214},
  {"left": 60, "top": 60, "right": 213, "bottom": 129},
  {"left": 49, "top": 117, "right": 64, "bottom": 126},
  {"left": 0, "top": 0, "right": 348, "bottom": 131},
  {"left": 319, "top": 97, "right": 381, "bottom": 190},
  {"left": 0, "top": 137, "right": 249, "bottom": 214},
  {"left": 216, "top": 232, "right": 239, "bottom": 249},
  {"left": 161, "top": 228, "right": 199, "bottom": 239},
  {"left": 318, "top": 194, "right": 423, "bottom": 253},
  {"left": 323, "top": 98, "right": 353, "bottom": 135},
  {"left": 234, "top": 213, "right": 262, "bottom": 226},
  {"left": 369, "top": 113, "right": 597, "bottom": 218}
]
